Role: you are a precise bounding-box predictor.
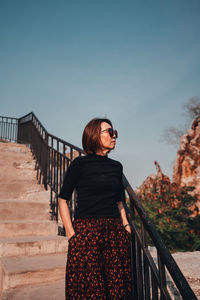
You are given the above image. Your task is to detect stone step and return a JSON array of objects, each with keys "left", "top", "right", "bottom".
[
  {"left": 0, "top": 201, "right": 50, "bottom": 221},
  {"left": 0, "top": 190, "right": 50, "bottom": 203},
  {"left": 0, "top": 182, "right": 41, "bottom": 198},
  {"left": 0, "top": 220, "right": 58, "bottom": 237},
  {"left": 0, "top": 235, "right": 68, "bottom": 257},
  {"left": 1, "top": 279, "right": 65, "bottom": 300},
  {"left": 0, "top": 253, "right": 66, "bottom": 294}
]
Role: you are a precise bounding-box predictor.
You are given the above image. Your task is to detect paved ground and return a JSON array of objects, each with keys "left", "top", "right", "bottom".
[
  {"left": 172, "top": 251, "right": 200, "bottom": 299},
  {"left": 149, "top": 247, "right": 200, "bottom": 299}
]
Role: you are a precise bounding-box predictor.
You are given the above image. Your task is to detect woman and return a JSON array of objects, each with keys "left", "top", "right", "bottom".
[{"left": 58, "top": 118, "right": 133, "bottom": 300}]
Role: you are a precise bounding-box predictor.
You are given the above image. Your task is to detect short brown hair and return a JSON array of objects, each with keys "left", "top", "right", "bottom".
[{"left": 82, "top": 118, "right": 113, "bottom": 154}]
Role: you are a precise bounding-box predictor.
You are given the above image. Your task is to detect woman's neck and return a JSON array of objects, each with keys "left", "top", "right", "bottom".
[{"left": 95, "top": 149, "right": 109, "bottom": 156}]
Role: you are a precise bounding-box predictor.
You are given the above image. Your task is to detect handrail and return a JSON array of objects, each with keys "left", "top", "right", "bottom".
[
  {"left": 0, "top": 115, "right": 18, "bottom": 142},
  {"left": 123, "top": 175, "right": 197, "bottom": 300},
  {"left": 17, "top": 112, "right": 84, "bottom": 222},
  {"left": 0, "top": 112, "right": 198, "bottom": 299}
]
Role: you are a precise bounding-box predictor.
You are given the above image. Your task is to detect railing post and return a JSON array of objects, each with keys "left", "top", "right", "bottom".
[
  {"left": 157, "top": 253, "right": 167, "bottom": 300},
  {"left": 151, "top": 269, "right": 159, "bottom": 300},
  {"left": 136, "top": 233, "right": 144, "bottom": 299},
  {"left": 17, "top": 118, "right": 21, "bottom": 143},
  {"left": 142, "top": 224, "right": 150, "bottom": 299},
  {"left": 43, "top": 132, "right": 49, "bottom": 190},
  {"left": 129, "top": 197, "right": 138, "bottom": 300},
  {"left": 56, "top": 139, "right": 59, "bottom": 221}
]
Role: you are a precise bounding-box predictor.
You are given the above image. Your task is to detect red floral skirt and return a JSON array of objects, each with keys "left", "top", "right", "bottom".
[{"left": 65, "top": 217, "right": 133, "bottom": 299}]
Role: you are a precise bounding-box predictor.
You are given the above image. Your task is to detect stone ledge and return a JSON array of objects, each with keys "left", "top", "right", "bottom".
[
  {"left": 2, "top": 278, "right": 65, "bottom": 300},
  {"left": 0, "top": 220, "right": 58, "bottom": 237},
  {"left": 0, "top": 235, "right": 68, "bottom": 257},
  {"left": 0, "top": 253, "right": 67, "bottom": 290}
]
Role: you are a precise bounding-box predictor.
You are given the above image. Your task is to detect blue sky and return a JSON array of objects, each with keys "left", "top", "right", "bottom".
[{"left": 1, "top": 0, "right": 200, "bottom": 188}]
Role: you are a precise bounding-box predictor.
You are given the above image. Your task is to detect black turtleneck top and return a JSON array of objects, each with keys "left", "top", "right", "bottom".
[{"left": 59, "top": 154, "right": 125, "bottom": 218}]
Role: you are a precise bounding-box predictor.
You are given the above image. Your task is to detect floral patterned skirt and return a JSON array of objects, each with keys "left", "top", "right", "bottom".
[{"left": 65, "top": 217, "right": 133, "bottom": 300}]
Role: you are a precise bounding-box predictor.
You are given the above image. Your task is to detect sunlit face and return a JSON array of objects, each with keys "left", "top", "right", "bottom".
[{"left": 98, "top": 122, "right": 117, "bottom": 154}]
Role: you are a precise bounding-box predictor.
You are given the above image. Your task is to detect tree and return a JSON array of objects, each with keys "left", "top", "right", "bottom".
[
  {"left": 161, "top": 97, "right": 200, "bottom": 148},
  {"left": 139, "top": 181, "right": 200, "bottom": 251},
  {"left": 161, "top": 127, "right": 184, "bottom": 148},
  {"left": 183, "top": 96, "right": 200, "bottom": 120}
]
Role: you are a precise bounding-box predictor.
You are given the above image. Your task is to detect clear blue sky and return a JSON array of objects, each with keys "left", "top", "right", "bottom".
[{"left": 1, "top": 0, "right": 200, "bottom": 188}]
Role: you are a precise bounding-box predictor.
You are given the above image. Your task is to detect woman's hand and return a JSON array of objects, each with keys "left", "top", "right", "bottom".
[
  {"left": 68, "top": 230, "right": 76, "bottom": 241},
  {"left": 117, "top": 201, "right": 132, "bottom": 234},
  {"left": 124, "top": 224, "right": 132, "bottom": 234},
  {"left": 58, "top": 198, "right": 75, "bottom": 241}
]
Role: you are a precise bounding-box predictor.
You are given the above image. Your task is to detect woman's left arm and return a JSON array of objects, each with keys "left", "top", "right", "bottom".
[{"left": 117, "top": 201, "right": 131, "bottom": 234}]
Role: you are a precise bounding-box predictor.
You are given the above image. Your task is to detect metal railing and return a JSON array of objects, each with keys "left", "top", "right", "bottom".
[
  {"left": 123, "top": 176, "right": 197, "bottom": 300},
  {"left": 17, "top": 112, "right": 84, "bottom": 223},
  {"left": 0, "top": 116, "right": 18, "bottom": 142},
  {"left": 0, "top": 113, "right": 83, "bottom": 222},
  {"left": 0, "top": 112, "right": 198, "bottom": 300}
]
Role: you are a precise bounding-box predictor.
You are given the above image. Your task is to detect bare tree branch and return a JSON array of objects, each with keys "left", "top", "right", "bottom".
[
  {"left": 161, "top": 96, "right": 200, "bottom": 148},
  {"left": 160, "top": 127, "right": 184, "bottom": 148},
  {"left": 183, "top": 96, "right": 200, "bottom": 120}
]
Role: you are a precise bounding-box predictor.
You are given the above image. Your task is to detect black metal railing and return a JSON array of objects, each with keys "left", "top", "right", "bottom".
[
  {"left": 123, "top": 176, "right": 197, "bottom": 300},
  {"left": 0, "top": 116, "right": 18, "bottom": 142},
  {"left": 17, "top": 112, "right": 84, "bottom": 223},
  {"left": 0, "top": 113, "right": 83, "bottom": 222},
  {"left": 0, "top": 112, "right": 198, "bottom": 300}
]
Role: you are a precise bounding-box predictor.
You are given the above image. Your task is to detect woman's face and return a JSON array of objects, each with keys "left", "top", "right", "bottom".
[{"left": 98, "top": 122, "right": 117, "bottom": 154}]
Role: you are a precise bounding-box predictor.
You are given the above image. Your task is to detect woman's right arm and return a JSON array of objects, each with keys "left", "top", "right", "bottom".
[
  {"left": 58, "top": 197, "right": 75, "bottom": 240},
  {"left": 58, "top": 158, "right": 80, "bottom": 240}
]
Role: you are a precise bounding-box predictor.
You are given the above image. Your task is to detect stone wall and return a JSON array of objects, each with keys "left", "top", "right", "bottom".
[{"left": 173, "top": 118, "right": 200, "bottom": 211}]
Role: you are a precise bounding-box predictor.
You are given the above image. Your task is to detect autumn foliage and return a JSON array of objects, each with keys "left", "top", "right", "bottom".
[{"left": 138, "top": 179, "right": 200, "bottom": 251}]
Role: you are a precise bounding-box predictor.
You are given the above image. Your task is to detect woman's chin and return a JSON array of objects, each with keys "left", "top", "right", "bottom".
[{"left": 110, "top": 145, "right": 116, "bottom": 150}]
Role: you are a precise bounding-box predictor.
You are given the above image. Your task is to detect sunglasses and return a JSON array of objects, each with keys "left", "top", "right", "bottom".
[{"left": 101, "top": 128, "right": 118, "bottom": 138}]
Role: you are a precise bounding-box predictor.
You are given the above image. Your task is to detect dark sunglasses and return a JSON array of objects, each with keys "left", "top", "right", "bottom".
[{"left": 101, "top": 128, "right": 118, "bottom": 138}]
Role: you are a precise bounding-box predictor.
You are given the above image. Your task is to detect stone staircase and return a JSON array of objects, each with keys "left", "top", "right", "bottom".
[{"left": 0, "top": 142, "right": 68, "bottom": 300}]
